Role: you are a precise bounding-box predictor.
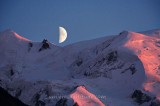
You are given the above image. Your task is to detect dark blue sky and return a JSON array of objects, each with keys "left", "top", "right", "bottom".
[{"left": 0, "top": 0, "right": 160, "bottom": 46}]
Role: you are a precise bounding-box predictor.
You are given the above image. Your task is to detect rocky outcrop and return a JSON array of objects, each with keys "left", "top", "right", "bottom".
[
  {"left": 0, "top": 86, "right": 27, "bottom": 106},
  {"left": 131, "top": 90, "right": 151, "bottom": 104}
]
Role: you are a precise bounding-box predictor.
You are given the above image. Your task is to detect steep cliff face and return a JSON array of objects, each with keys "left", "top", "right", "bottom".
[{"left": 0, "top": 29, "right": 160, "bottom": 106}]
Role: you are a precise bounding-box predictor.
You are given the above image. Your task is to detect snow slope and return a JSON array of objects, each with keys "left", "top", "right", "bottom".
[{"left": 0, "top": 29, "right": 160, "bottom": 106}]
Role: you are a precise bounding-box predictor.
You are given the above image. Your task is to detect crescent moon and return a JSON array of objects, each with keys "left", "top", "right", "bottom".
[{"left": 59, "top": 27, "right": 67, "bottom": 43}]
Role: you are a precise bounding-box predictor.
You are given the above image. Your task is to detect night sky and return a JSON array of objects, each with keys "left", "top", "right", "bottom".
[{"left": 0, "top": 0, "right": 160, "bottom": 46}]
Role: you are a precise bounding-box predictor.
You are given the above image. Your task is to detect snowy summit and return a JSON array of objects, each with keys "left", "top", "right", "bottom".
[{"left": 0, "top": 29, "right": 160, "bottom": 106}]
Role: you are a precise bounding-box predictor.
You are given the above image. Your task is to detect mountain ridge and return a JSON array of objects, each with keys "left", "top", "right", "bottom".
[{"left": 0, "top": 29, "right": 160, "bottom": 106}]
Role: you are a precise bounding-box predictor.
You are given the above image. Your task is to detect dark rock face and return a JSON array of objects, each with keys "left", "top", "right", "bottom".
[
  {"left": 0, "top": 86, "right": 27, "bottom": 106},
  {"left": 106, "top": 51, "right": 118, "bottom": 64},
  {"left": 73, "top": 102, "right": 79, "bottom": 106},
  {"left": 121, "top": 64, "right": 137, "bottom": 75},
  {"left": 150, "top": 99, "right": 160, "bottom": 106},
  {"left": 129, "top": 64, "right": 137, "bottom": 75},
  {"left": 55, "top": 98, "right": 68, "bottom": 106},
  {"left": 33, "top": 93, "right": 45, "bottom": 106},
  {"left": 84, "top": 70, "right": 101, "bottom": 78},
  {"left": 15, "top": 88, "right": 22, "bottom": 98},
  {"left": 39, "top": 39, "right": 50, "bottom": 52},
  {"left": 84, "top": 51, "right": 118, "bottom": 77},
  {"left": 131, "top": 90, "right": 151, "bottom": 104},
  {"left": 76, "top": 59, "right": 83, "bottom": 67},
  {"left": 10, "top": 68, "right": 14, "bottom": 76},
  {"left": 93, "top": 37, "right": 115, "bottom": 54},
  {"left": 28, "top": 42, "right": 33, "bottom": 52}
]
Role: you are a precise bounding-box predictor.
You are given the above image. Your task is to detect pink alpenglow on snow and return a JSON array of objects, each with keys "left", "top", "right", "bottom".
[
  {"left": 0, "top": 29, "right": 160, "bottom": 105},
  {"left": 70, "top": 86, "right": 105, "bottom": 106}
]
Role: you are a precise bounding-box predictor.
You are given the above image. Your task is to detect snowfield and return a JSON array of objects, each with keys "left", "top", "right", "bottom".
[{"left": 0, "top": 29, "right": 160, "bottom": 106}]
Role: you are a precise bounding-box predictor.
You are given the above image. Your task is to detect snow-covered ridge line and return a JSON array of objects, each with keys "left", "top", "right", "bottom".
[
  {"left": 0, "top": 29, "right": 30, "bottom": 42},
  {"left": 0, "top": 28, "right": 160, "bottom": 106}
]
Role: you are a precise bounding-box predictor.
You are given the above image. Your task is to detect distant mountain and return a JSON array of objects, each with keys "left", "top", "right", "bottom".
[
  {"left": 141, "top": 29, "right": 160, "bottom": 38},
  {"left": 0, "top": 29, "right": 160, "bottom": 106}
]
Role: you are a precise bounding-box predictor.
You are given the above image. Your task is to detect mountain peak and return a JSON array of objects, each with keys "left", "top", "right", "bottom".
[
  {"left": 0, "top": 29, "right": 30, "bottom": 42},
  {"left": 0, "top": 28, "right": 160, "bottom": 105}
]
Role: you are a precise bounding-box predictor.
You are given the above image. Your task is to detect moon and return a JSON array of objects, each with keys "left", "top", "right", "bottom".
[{"left": 59, "top": 27, "right": 67, "bottom": 43}]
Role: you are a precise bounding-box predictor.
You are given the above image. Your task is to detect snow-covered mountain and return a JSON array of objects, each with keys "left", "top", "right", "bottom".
[{"left": 0, "top": 29, "right": 160, "bottom": 106}]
